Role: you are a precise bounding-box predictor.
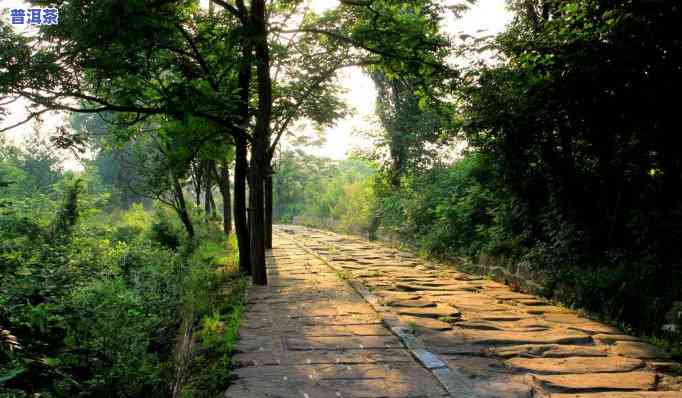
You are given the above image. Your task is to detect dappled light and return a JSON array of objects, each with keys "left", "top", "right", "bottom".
[{"left": 1, "top": 0, "right": 680, "bottom": 397}]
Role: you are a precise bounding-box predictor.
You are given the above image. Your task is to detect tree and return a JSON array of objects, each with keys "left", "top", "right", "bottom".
[
  {"left": 71, "top": 113, "right": 150, "bottom": 208},
  {"left": 464, "top": 0, "right": 682, "bottom": 331},
  {"left": 372, "top": 73, "right": 455, "bottom": 187},
  {"left": 1, "top": 0, "right": 252, "bottom": 268},
  {"left": 1, "top": 0, "right": 457, "bottom": 285},
  {"left": 214, "top": 158, "right": 233, "bottom": 236}
]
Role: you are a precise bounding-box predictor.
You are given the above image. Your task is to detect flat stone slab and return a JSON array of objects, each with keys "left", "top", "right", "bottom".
[
  {"left": 490, "top": 344, "right": 608, "bottom": 358},
  {"left": 609, "top": 341, "right": 671, "bottom": 360},
  {"left": 507, "top": 356, "right": 644, "bottom": 374},
  {"left": 549, "top": 393, "right": 682, "bottom": 398},
  {"left": 491, "top": 292, "right": 538, "bottom": 300},
  {"left": 396, "top": 305, "right": 461, "bottom": 319},
  {"left": 376, "top": 292, "right": 422, "bottom": 300},
  {"left": 525, "top": 306, "right": 574, "bottom": 315},
  {"left": 284, "top": 335, "right": 403, "bottom": 351},
  {"left": 412, "top": 348, "right": 448, "bottom": 369},
  {"left": 462, "top": 330, "right": 592, "bottom": 346},
  {"left": 279, "top": 314, "right": 382, "bottom": 326},
  {"left": 399, "top": 316, "right": 454, "bottom": 331},
  {"left": 387, "top": 299, "right": 437, "bottom": 308},
  {"left": 455, "top": 319, "right": 549, "bottom": 332},
  {"left": 594, "top": 333, "right": 644, "bottom": 343},
  {"left": 227, "top": 363, "right": 449, "bottom": 398},
  {"left": 394, "top": 282, "right": 478, "bottom": 292},
  {"left": 530, "top": 371, "right": 657, "bottom": 392},
  {"left": 274, "top": 226, "right": 682, "bottom": 398},
  {"left": 567, "top": 322, "right": 623, "bottom": 335},
  {"left": 542, "top": 312, "right": 592, "bottom": 324},
  {"left": 233, "top": 349, "right": 415, "bottom": 366},
  {"left": 301, "top": 324, "right": 392, "bottom": 336},
  {"left": 467, "top": 312, "right": 529, "bottom": 322}
]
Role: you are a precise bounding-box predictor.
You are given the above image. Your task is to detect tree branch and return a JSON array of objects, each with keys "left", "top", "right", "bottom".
[
  {"left": 0, "top": 108, "right": 51, "bottom": 133},
  {"left": 275, "top": 28, "right": 447, "bottom": 71},
  {"left": 211, "top": 0, "right": 246, "bottom": 23},
  {"left": 175, "top": 23, "right": 220, "bottom": 91},
  {"left": 268, "top": 61, "right": 375, "bottom": 158}
]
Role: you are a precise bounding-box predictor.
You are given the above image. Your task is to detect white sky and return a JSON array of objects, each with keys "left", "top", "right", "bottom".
[
  {"left": 299, "top": 0, "right": 513, "bottom": 159},
  {"left": 0, "top": 0, "right": 512, "bottom": 166}
]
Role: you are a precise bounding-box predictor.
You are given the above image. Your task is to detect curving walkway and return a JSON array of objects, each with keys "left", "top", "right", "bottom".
[{"left": 225, "top": 226, "right": 682, "bottom": 398}]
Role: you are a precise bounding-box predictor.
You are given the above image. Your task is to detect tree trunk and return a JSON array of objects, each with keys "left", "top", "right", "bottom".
[
  {"left": 215, "top": 160, "right": 232, "bottom": 237},
  {"left": 368, "top": 208, "right": 380, "bottom": 241},
  {"left": 193, "top": 162, "right": 202, "bottom": 206},
  {"left": 233, "top": 27, "right": 253, "bottom": 275},
  {"left": 264, "top": 169, "right": 273, "bottom": 249},
  {"left": 204, "top": 162, "right": 214, "bottom": 218},
  {"left": 171, "top": 169, "right": 194, "bottom": 240},
  {"left": 209, "top": 192, "right": 217, "bottom": 216},
  {"left": 249, "top": 147, "right": 267, "bottom": 285},
  {"left": 234, "top": 136, "right": 251, "bottom": 275},
  {"left": 249, "top": 0, "right": 272, "bottom": 285}
]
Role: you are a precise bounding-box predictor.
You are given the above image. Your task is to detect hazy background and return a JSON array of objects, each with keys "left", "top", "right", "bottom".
[{"left": 0, "top": 0, "right": 512, "bottom": 168}]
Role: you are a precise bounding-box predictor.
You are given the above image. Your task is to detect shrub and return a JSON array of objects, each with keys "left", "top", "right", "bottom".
[
  {"left": 377, "top": 153, "right": 512, "bottom": 258},
  {"left": 50, "top": 178, "right": 83, "bottom": 238},
  {"left": 65, "top": 278, "right": 169, "bottom": 397},
  {"left": 150, "top": 218, "right": 182, "bottom": 250},
  {"left": 112, "top": 203, "right": 153, "bottom": 243}
]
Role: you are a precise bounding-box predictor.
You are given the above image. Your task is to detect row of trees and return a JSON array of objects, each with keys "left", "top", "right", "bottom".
[
  {"left": 1, "top": 0, "right": 457, "bottom": 285},
  {"left": 272, "top": 150, "right": 375, "bottom": 235},
  {"left": 272, "top": 0, "right": 682, "bottom": 342},
  {"left": 365, "top": 0, "right": 681, "bottom": 337}
]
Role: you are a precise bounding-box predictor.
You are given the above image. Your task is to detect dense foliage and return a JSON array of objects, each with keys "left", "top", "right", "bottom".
[
  {"left": 0, "top": 138, "right": 244, "bottom": 397},
  {"left": 461, "top": 0, "right": 682, "bottom": 335},
  {"left": 272, "top": 0, "right": 682, "bottom": 350},
  {"left": 0, "top": 0, "right": 455, "bottom": 284},
  {"left": 272, "top": 151, "right": 376, "bottom": 236},
  {"left": 1, "top": 0, "right": 681, "bottom": 392}
]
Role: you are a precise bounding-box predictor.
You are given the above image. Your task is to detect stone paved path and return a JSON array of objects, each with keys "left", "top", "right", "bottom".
[
  {"left": 226, "top": 226, "right": 682, "bottom": 398},
  {"left": 225, "top": 232, "right": 449, "bottom": 397}
]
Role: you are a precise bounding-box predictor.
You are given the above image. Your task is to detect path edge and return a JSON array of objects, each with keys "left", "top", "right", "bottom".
[{"left": 278, "top": 230, "right": 479, "bottom": 398}]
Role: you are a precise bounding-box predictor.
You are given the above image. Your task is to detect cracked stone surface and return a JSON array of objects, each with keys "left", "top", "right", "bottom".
[
  {"left": 225, "top": 234, "right": 448, "bottom": 398},
  {"left": 274, "top": 225, "right": 682, "bottom": 398}
]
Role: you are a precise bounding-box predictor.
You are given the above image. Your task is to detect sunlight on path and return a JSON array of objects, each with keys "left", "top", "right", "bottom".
[
  {"left": 272, "top": 225, "right": 682, "bottom": 398},
  {"left": 225, "top": 233, "right": 449, "bottom": 397}
]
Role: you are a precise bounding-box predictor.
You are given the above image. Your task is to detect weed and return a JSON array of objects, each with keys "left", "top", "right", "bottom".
[{"left": 406, "top": 320, "right": 418, "bottom": 334}]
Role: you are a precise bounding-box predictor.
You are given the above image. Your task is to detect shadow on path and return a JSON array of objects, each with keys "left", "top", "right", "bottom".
[{"left": 225, "top": 232, "right": 449, "bottom": 397}]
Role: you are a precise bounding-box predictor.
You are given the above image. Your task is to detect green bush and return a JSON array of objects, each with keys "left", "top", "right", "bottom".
[
  {"left": 65, "top": 278, "right": 169, "bottom": 397},
  {"left": 377, "top": 153, "right": 516, "bottom": 258},
  {"left": 0, "top": 184, "right": 245, "bottom": 397},
  {"left": 175, "top": 225, "right": 244, "bottom": 398},
  {"left": 1, "top": 134, "right": 246, "bottom": 397},
  {"left": 0, "top": 205, "right": 184, "bottom": 397},
  {"left": 112, "top": 203, "right": 152, "bottom": 243},
  {"left": 150, "top": 218, "right": 183, "bottom": 250}
]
